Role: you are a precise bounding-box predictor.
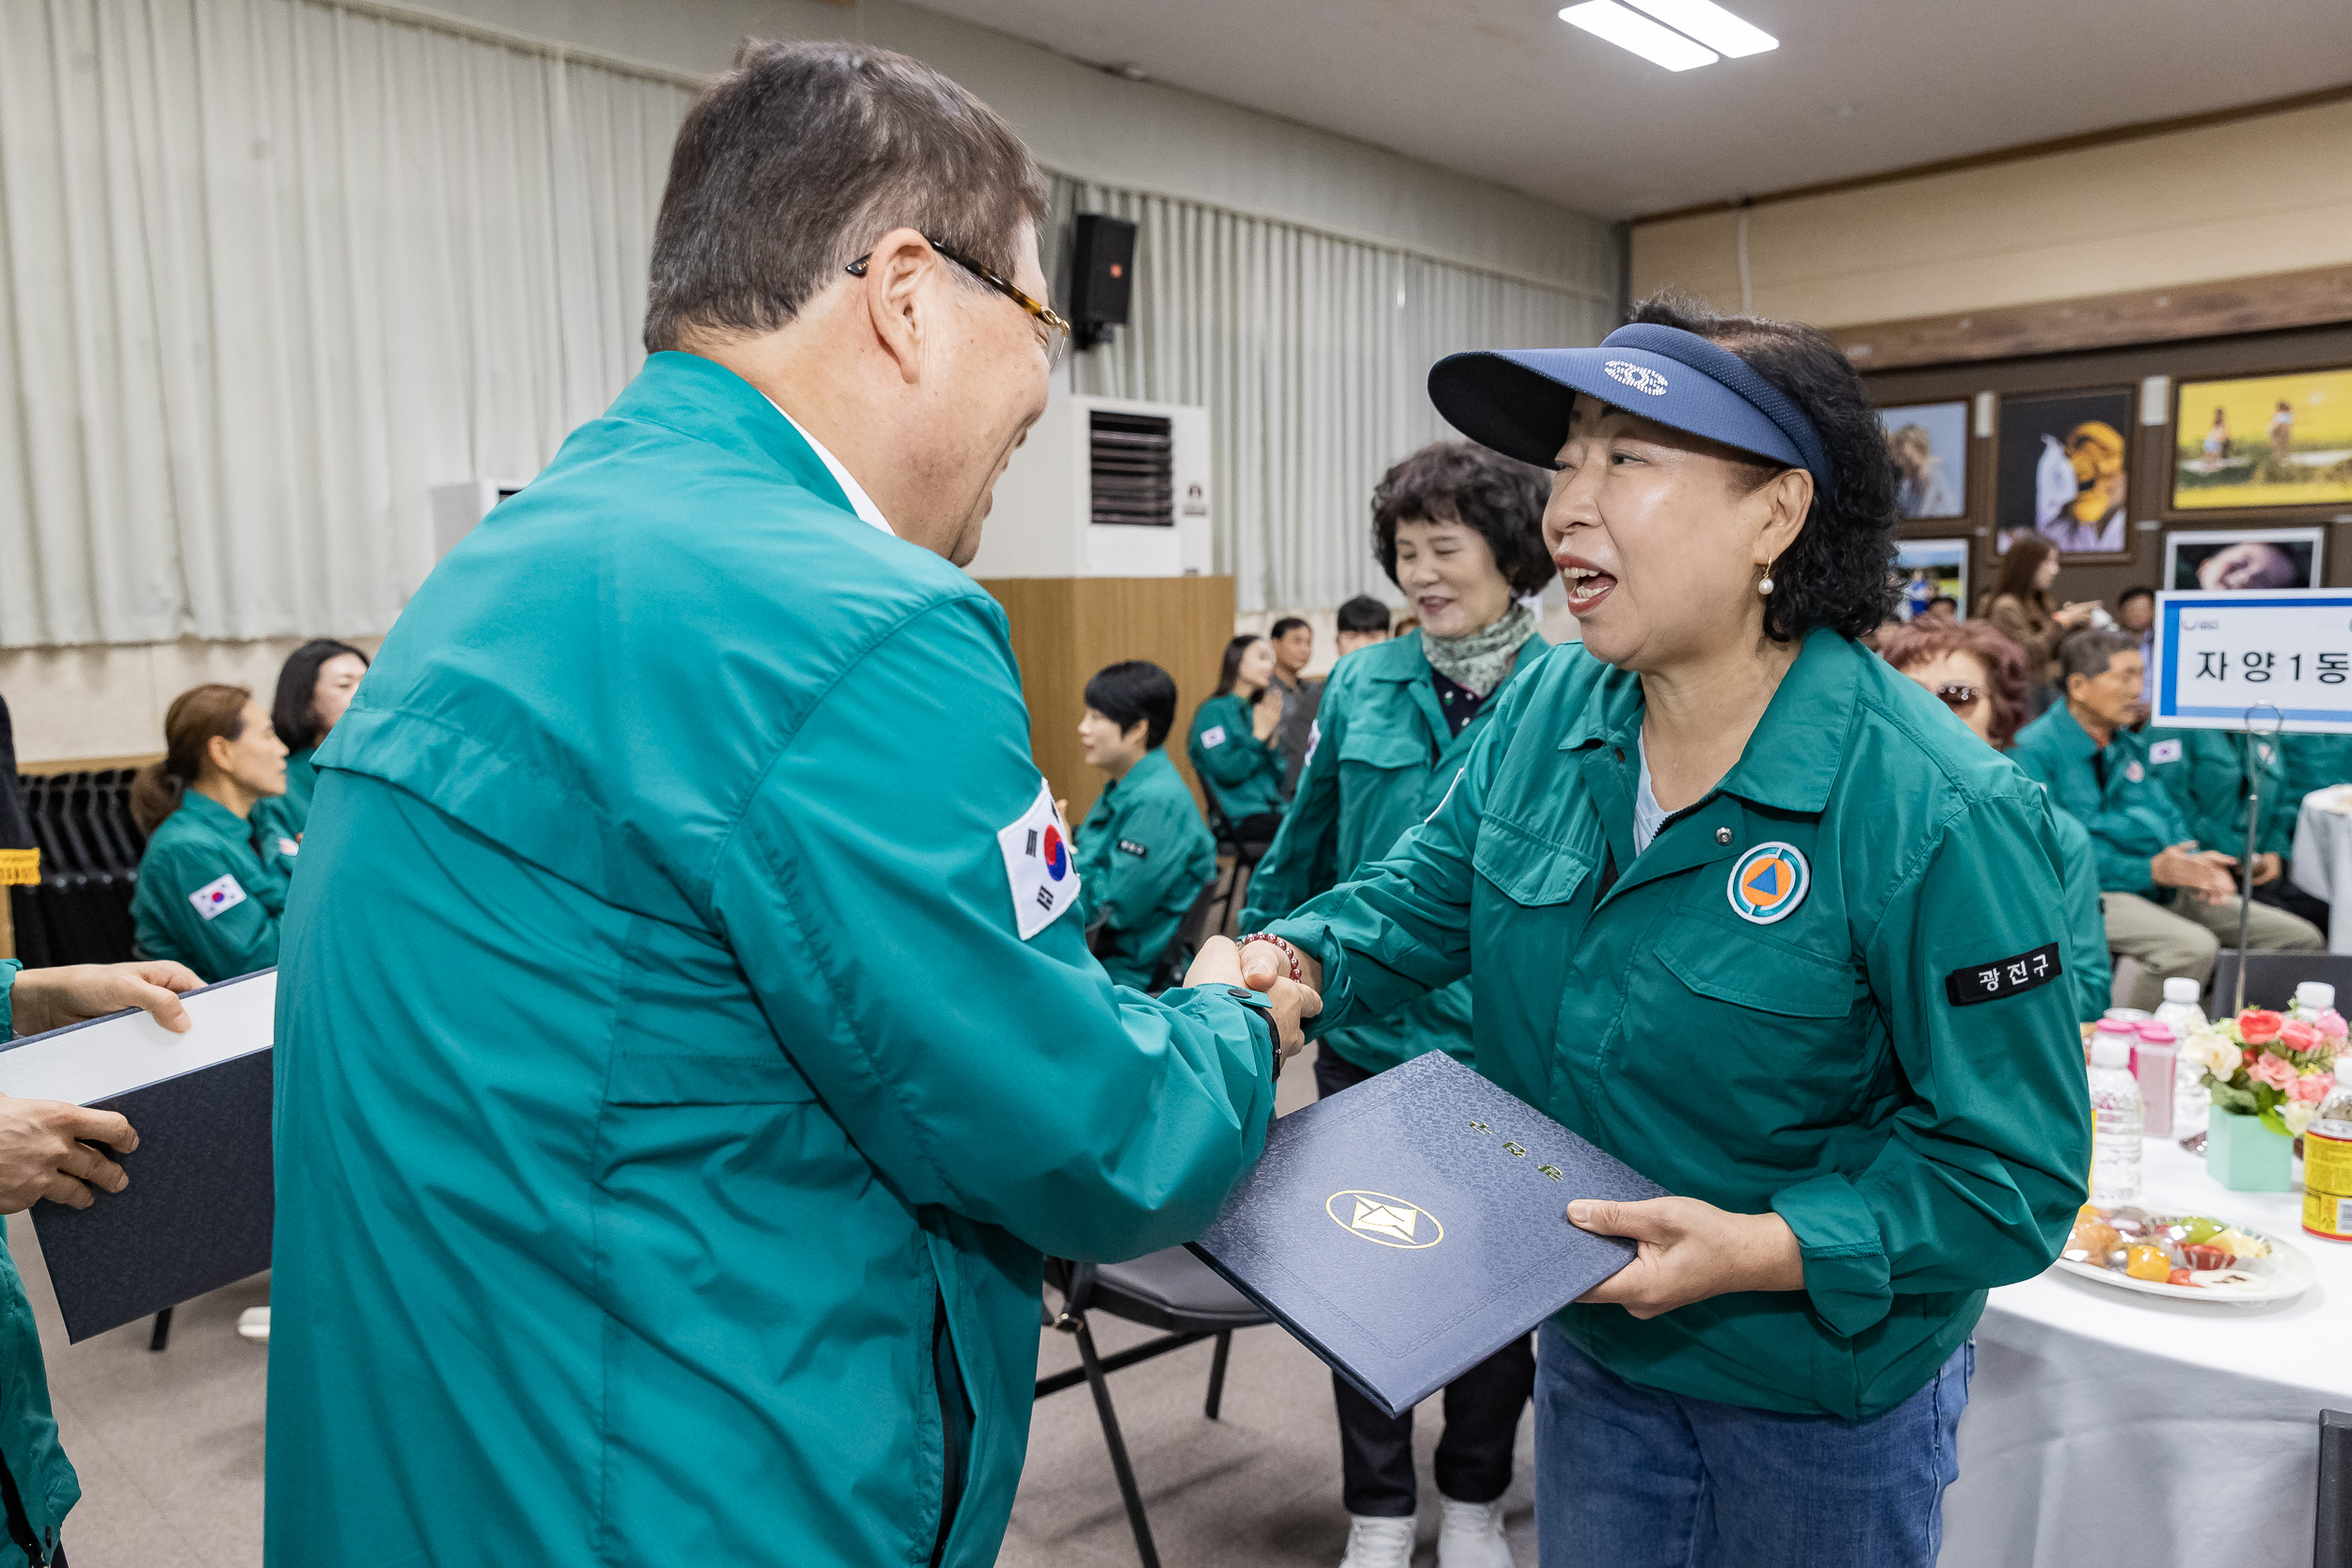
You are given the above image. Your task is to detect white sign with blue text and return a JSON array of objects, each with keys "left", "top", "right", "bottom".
[{"left": 2153, "top": 590, "right": 2352, "bottom": 733}]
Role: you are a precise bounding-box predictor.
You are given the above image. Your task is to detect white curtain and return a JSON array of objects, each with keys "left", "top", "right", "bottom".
[
  {"left": 1053, "top": 178, "right": 1617, "bottom": 614},
  {"left": 0, "top": 0, "right": 691, "bottom": 647}
]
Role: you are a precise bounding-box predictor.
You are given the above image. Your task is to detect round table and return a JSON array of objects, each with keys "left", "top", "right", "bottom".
[
  {"left": 1941, "top": 1136, "right": 2349, "bottom": 1568},
  {"left": 2292, "top": 784, "right": 2352, "bottom": 954}
]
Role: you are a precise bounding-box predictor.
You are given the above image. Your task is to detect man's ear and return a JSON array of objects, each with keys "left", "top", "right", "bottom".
[{"left": 856, "top": 227, "right": 938, "bottom": 386}]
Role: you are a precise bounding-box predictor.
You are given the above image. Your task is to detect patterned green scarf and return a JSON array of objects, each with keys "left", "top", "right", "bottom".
[{"left": 1422, "top": 600, "right": 1539, "bottom": 697}]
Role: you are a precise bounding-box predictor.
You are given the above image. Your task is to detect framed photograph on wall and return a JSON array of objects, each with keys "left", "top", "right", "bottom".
[
  {"left": 1892, "top": 538, "right": 1968, "bottom": 621},
  {"left": 1877, "top": 402, "right": 1968, "bottom": 519},
  {"left": 2171, "top": 367, "right": 2352, "bottom": 514},
  {"left": 1994, "top": 388, "right": 2136, "bottom": 558},
  {"left": 2164, "top": 527, "right": 2325, "bottom": 592}
]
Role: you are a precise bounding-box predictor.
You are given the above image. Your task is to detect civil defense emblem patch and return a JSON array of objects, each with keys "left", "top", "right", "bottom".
[{"left": 1727, "top": 841, "right": 1808, "bottom": 925}]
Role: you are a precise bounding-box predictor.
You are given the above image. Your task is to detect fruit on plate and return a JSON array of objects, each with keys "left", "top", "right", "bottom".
[
  {"left": 2179, "top": 1215, "right": 2225, "bottom": 1245},
  {"left": 2208, "top": 1227, "right": 2271, "bottom": 1259},
  {"left": 2124, "top": 1243, "right": 2172, "bottom": 1282},
  {"left": 2065, "top": 1215, "right": 2122, "bottom": 1262},
  {"left": 2179, "top": 1243, "right": 2231, "bottom": 1272},
  {"left": 2168, "top": 1267, "right": 2194, "bottom": 1286}
]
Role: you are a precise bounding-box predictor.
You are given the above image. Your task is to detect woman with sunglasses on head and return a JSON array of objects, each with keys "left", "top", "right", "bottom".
[
  {"left": 1241, "top": 295, "right": 2090, "bottom": 1568},
  {"left": 1877, "top": 618, "right": 2110, "bottom": 1020}
]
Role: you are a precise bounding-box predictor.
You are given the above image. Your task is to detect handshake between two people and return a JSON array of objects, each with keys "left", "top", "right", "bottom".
[{"left": 1181, "top": 935, "right": 1321, "bottom": 1060}]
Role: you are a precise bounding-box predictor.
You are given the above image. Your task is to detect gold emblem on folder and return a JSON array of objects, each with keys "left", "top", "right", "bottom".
[{"left": 1326, "top": 1190, "right": 1444, "bottom": 1249}]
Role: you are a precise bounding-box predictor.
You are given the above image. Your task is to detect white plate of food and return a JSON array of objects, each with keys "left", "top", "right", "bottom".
[{"left": 2055, "top": 1203, "right": 2316, "bottom": 1306}]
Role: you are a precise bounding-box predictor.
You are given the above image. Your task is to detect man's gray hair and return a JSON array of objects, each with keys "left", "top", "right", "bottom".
[
  {"left": 643, "top": 40, "right": 1049, "bottom": 352},
  {"left": 2059, "top": 626, "right": 2139, "bottom": 686}
]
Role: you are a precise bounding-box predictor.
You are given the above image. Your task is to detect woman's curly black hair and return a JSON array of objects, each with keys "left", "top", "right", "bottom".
[
  {"left": 1372, "top": 440, "right": 1555, "bottom": 597},
  {"left": 1629, "top": 293, "right": 1898, "bottom": 641}
]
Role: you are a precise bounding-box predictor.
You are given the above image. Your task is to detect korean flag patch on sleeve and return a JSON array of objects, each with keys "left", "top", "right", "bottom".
[
  {"left": 2149, "top": 738, "right": 2184, "bottom": 765},
  {"left": 188, "top": 873, "right": 247, "bottom": 922},
  {"left": 997, "top": 782, "right": 1083, "bottom": 940}
]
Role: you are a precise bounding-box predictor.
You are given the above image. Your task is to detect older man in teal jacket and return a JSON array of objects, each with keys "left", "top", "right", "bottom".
[{"left": 266, "top": 43, "right": 1311, "bottom": 1568}]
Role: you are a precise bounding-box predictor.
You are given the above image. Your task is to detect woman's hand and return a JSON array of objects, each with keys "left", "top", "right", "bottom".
[
  {"left": 1187, "top": 937, "right": 1320, "bottom": 1060},
  {"left": 1568, "top": 1196, "right": 1804, "bottom": 1320},
  {"left": 0, "top": 1098, "right": 136, "bottom": 1212},
  {"left": 1251, "top": 687, "right": 1284, "bottom": 742},
  {"left": 2054, "top": 600, "right": 2098, "bottom": 628},
  {"left": 10, "top": 960, "right": 203, "bottom": 1038},
  {"left": 1240, "top": 937, "right": 1324, "bottom": 999}
]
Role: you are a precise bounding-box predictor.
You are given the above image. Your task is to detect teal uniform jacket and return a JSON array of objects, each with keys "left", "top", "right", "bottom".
[
  {"left": 127, "top": 793, "right": 286, "bottom": 983},
  {"left": 0, "top": 964, "right": 76, "bottom": 1568},
  {"left": 2144, "top": 727, "right": 2293, "bottom": 859},
  {"left": 2049, "top": 806, "right": 2113, "bottom": 1020},
  {"left": 2285, "top": 733, "right": 2352, "bottom": 803},
  {"left": 2010, "top": 705, "right": 2190, "bottom": 895},
  {"left": 1267, "top": 631, "right": 2089, "bottom": 1420},
  {"left": 265, "top": 351, "right": 1278, "bottom": 1568},
  {"left": 248, "top": 746, "right": 316, "bottom": 879},
  {"left": 1242, "top": 629, "right": 1551, "bottom": 1073},
  {"left": 1187, "top": 692, "right": 1287, "bottom": 824},
  {"left": 1073, "top": 749, "right": 1216, "bottom": 988}
]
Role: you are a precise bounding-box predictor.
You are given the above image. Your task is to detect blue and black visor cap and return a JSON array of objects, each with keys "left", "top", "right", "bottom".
[{"left": 1427, "top": 323, "right": 1836, "bottom": 503}]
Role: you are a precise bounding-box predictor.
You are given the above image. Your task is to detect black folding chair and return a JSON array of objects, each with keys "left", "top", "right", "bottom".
[
  {"left": 1037, "top": 1249, "right": 1269, "bottom": 1568},
  {"left": 2209, "top": 950, "right": 2352, "bottom": 1013},
  {"left": 1200, "top": 800, "right": 1276, "bottom": 942},
  {"left": 1144, "top": 879, "right": 1226, "bottom": 994},
  {"left": 2321, "top": 1409, "right": 2350, "bottom": 1568}
]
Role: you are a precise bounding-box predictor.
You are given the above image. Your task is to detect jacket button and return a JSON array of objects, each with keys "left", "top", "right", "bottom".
[{"left": 1716, "top": 827, "right": 1733, "bottom": 845}]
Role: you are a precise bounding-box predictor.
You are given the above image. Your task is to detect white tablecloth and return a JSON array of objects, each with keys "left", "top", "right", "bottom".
[
  {"left": 2293, "top": 784, "right": 2352, "bottom": 954},
  {"left": 1941, "top": 1137, "right": 2349, "bottom": 1568}
]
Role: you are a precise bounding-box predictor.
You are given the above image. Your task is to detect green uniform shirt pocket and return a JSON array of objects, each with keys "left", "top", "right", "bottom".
[
  {"left": 1653, "top": 925, "right": 1854, "bottom": 1019},
  {"left": 1471, "top": 815, "right": 1594, "bottom": 908},
  {"left": 605, "top": 1052, "right": 824, "bottom": 1106},
  {"left": 1336, "top": 728, "right": 1425, "bottom": 771}
]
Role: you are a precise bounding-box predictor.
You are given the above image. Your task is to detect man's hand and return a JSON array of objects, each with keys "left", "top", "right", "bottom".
[
  {"left": 0, "top": 1099, "right": 136, "bottom": 1213},
  {"left": 1187, "top": 936, "right": 1319, "bottom": 1061},
  {"left": 2152, "top": 842, "right": 2239, "bottom": 905},
  {"left": 1568, "top": 1196, "right": 1804, "bottom": 1319},
  {"left": 1251, "top": 687, "right": 1283, "bottom": 742},
  {"left": 2250, "top": 850, "right": 2282, "bottom": 887},
  {"left": 10, "top": 961, "right": 203, "bottom": 1038}
]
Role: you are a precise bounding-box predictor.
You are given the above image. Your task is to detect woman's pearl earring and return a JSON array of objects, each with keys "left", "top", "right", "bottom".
[{"left": 1758, "top": 557, "right": 1776, "bottom": 596}]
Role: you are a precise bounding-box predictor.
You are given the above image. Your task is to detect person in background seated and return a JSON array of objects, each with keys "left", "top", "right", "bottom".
[
  {"left": 1333, "top": 595, "right": 1393, "bottom": 658},
  {"left": 0, "top": 957, "right": 201, "bottom": 1568},
  {"left": 1877, "top": 620, "right": 2110, "bottom": 1020},
  {"left": 2010, "top": 628, "right": 2321, "bottom": 1011},
  {"left": 1071, "top": 661, "right": 1216, "bottom": 990},
  {"left": 127, "top": 685, "right": 289, "bottom": 983},
  {"left": 250, "top": 640, "right": 369, "bottom": 878},
  {"left": 1922, "top": 594, "right": 1958, "bottom": 623},
  {"left": 1189, "top": 635, "right": 1289, "bottom": 841},
  {"left": 2114, "top": 587, "right": 2155, "bottom": 714},
  {"left": 1242, "top": 437, "right": 1554, "bottom": 1568},
  {"left": 1267, "top": 615, "right": 1319, "bottom": 795}
]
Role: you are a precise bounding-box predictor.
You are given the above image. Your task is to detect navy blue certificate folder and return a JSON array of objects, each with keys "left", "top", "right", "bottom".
[
  {"left": 1189, "top": 1049, "right": 1668, "bottom": 1418},
  {"left": 0, "top": 971, "right": 275, "bottom": 1343}
]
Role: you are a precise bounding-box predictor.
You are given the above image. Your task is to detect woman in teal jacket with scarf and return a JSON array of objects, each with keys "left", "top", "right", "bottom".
[{"left": 1241, "top": 440, "right": 1556, "bottom": 1566}]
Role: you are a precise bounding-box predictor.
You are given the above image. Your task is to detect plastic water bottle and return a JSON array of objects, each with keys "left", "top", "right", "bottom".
[
  {"left": 2153, "top": 977, "right": 2209, "bottom": 1139},
  {"left": 2135, "top": 1022, "right": 2178, "bottom": 1139},
  {"left": 2088, "top": 1028, "right": 2143, "bottom": 1204},
  {"left": 2293, "top": 980, "right": 2338, "bottom": 1019}
]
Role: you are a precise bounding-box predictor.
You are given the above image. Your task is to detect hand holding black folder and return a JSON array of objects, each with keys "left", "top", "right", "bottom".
[{"left": 1190, "top": 1049, "right": 1668, "bottom": 1418}]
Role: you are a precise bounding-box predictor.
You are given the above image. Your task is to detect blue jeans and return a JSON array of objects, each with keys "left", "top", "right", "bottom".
[{"left": 1534, "top": 1325, "right": 1970, "bottom": 1568}]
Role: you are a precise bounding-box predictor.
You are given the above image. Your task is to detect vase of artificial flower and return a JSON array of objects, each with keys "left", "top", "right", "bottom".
[{"left": 2181, "top": 1006, "right": 2343, "bottom": 1192}]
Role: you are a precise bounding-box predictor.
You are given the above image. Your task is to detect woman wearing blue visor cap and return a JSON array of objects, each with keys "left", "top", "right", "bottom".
[{"left": 1245, "top": 296, "right": 2090, "bottom": 1568}]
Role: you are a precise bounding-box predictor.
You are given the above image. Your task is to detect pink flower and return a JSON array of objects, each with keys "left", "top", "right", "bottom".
[
  {"left": 2238, "top": 1009, "right": 2285, "bottom": 1045},
  {"left": 2293, "top": 1072, "right": 2336, "bottom": 1104},
  {"left": 2280, "top": 1020, "right": 2321, "bottom": 1053},
  {"left": 2249, "top": 1053, "right": 2299, "bottom": 1091},
  {"left": 2320, "top": 1009, "right": 2350, "bottom": 1043}
]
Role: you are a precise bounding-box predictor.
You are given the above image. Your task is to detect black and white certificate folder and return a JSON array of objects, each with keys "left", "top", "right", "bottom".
[
  {"left": 1190, "top": 1049, "right": 1667, "bottom": 1418},
  {"left": 0, "top": 969, "right": 275, "bottom": 1342}
]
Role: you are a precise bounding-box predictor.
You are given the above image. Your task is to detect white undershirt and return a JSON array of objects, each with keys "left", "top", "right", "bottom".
[
  {"left": 1632, "top": 733, "right": 1667, "bottom": 855},
  {"left": 760, "top": 393, "right": 895, "bottom": 537}
]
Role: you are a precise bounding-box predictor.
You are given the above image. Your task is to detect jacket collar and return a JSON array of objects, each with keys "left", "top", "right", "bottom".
[
  {"left": 176, "top": 789, "right": 250, "bottom": 840},
  {"left": 1558, "top": 627, "right": 1859, "bottom": 816},
  {"left": 606, "top": 352, "right": 857, "bottom": 520},
  {"left": 1115, "top": 748, "right": 1180, "bottom": 796}
]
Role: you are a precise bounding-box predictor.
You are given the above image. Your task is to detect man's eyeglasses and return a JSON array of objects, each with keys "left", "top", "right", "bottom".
[
  {"left": 1932, "top": 684, "right": 1982, "bottom": 711},
  {"left": 847, "top": 236, "right": 1073, "bottom": 369}
]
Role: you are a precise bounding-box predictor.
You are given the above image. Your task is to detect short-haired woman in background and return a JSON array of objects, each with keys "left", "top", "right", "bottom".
[
  {"left": 128, "top": 685, "right": 289, "bottom": 983},
  {"left": 1242, "top": 438, "right": 1555, "bottom": 1568},
  {"left": 1188, "top": 634, "right": 1289, "bottom": 842},
  {"left": 1248, "top": 297, "right": 2090, "bottom": 1568},
  {"left": 1876, "top": 617, "right": 2110, "bottom": 1020},
  {"left": 250, "top": 639, "right": 369, "bottom": 874},
  {"left": 1073, "top": 660, "right": 1217, "bottom": 990}
]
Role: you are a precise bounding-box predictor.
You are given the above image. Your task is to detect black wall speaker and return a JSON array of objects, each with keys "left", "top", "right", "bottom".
[{"left": 1070, "top": 214, "right": 1136, "bottom": 350}]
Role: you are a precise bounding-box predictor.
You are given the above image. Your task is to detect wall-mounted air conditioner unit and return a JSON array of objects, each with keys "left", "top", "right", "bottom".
[{"left": 963, "top": 395, "right": 1211, "bottom": 578}]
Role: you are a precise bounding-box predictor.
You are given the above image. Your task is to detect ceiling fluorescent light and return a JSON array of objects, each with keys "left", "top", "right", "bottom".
[
  {"left": 1558, "top": 1, "right": 1719, "bottom": 71},
  {"left": 1623, "top": 0, "right": 1778, "bottom": 57}
]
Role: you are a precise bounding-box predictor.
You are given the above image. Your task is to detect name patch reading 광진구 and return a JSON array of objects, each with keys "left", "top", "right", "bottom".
[{"left": 1944, "top": 942, "right": 2063, "bottom": 1007}]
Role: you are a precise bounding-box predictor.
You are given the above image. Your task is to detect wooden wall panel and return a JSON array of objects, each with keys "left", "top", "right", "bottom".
[{"left": 977, "top": 576, "right": 1236, "bottom": 823}]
